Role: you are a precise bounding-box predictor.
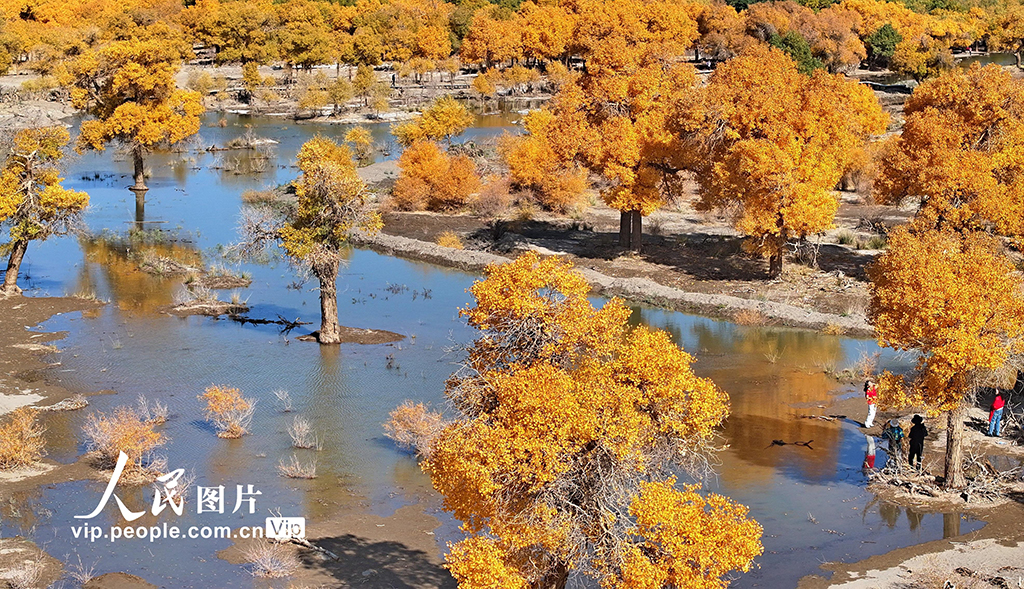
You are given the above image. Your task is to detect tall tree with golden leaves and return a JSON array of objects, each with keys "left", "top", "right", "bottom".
[
  {"left": 542, "top": 0, "right": 702, "bottom": 251},
  {"left": 236, "top": 136, "right": 381, "bottom": 344},
  {"left": 392, "top": 95, "right": 474, "bottom": 147},
  {"left": 390, "top": 252, "right": 763, "bottom": 588},
  {"left": 868, "top": 227, "right": 1024, "bottom": 488},
  {"left": 60, "top": 25, "right": 204, "bottom": 204},
  {"left": 678, "top": 44, "right": 886, "bottom": 277},
  {"left": 875, "top": 64, "right": 1024, "bottom": 238},
  {"left": 0, "top": 127, "right": 89, "bottom": 295}
]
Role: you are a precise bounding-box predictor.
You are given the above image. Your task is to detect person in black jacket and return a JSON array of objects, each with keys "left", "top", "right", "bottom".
[{"left": 908, "top": 414, "right": 927, "bottom": 470}]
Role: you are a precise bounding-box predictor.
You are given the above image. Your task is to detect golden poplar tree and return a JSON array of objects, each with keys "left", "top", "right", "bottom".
[
  {"left": 60, "top": 25, "right": 204, "bottom": 201},
  {"left": 538, "top": 0, "right": 702, "bottom": 251},
  {"left": 678, "top": 44, "right": 886, "bottom": 277},
  {"left": 236, "top": 136, "right": 381, "bottom": 344},
  {"left": 394, "top": 252, "right": 763, "bottom": 588},
  {"left": 392, "top": 95, "right": 474, "bottom": 147},
  {"left": 0, "top": 127, "right": 89, "bottom": 295},
  {"left": 868, "top": 227, "right": 1024, "bottom": 488},
  {"left": 876, "top": 64, "right": 1024, "bottom": 238}
]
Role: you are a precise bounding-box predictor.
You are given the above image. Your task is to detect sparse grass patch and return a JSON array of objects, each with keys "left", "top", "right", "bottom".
[
  {"left": 199, "top": 386, "right": 255, "bottom": 439},
  {"left": 866, "top": 234, "right": 888, "bottom": 250},
  {"left": 0, "top": 408, "right": 46, "bottom": 469},
  {"left": 733, "top": 308, "right": 767, "bottom": 326},
  {"left": 384, "top": 401, "right": 445, "bottom": 457},
  {"left": 244, "top": 540, "right": 299, "bottom": 578},
  {"left": 836, "top": 230, "right": 855, "bottom": 245},
  {"left": 278, "top": 454, "right": 317, "bottom": 479},
  {"left": 241, "top": 188, "right": 278, "bottom": 205},
  {"left": 435, "top": 231, "right": 464, "bottom": 250},
  {"left": 82, "top": 406, "right": 165, "bottom": 474}
]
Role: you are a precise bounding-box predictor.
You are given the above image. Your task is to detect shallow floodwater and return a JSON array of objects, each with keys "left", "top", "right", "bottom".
[
  {"left": 2, "top": 114, "right": 981, "bottom": 588},
  {"left": 865, "top": 51, "right": 1017, "bottom": 85}
]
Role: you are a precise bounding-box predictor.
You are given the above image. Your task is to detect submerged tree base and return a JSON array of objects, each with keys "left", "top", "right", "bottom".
[{"left": 296, "top": 327, "right": 404, "bottom": 345}]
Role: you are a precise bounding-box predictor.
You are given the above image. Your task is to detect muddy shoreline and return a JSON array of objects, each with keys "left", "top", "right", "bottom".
[
  {"left": 351, "top": 229, "right": 876, "bottom": 337},
  {"left": 795, "top": 394, "right": 1024, "bottom": 587},
  {"left": 0, "top": 295, "right": 100, "bottom": 415}
]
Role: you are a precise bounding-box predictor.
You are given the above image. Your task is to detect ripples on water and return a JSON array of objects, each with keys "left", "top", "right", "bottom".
[{"left": 3, "top": 114, "right": 981, "bottom": 588}]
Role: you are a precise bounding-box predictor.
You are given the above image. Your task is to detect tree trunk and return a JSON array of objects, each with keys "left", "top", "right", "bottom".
[
  {"left": 132, "top": 147, "right": 147, "bottom": 191},
  {"left": 943, "top": 405, "right": 966, "bottom": 489},
  {"left": 630, "top": 210, "right": 642, "bottom": 253},
  {"left": 315, "top": 260, "right": 341, "bottom": 345},
  {"left": 768, "top": 251, "right": 783, "bottom": 278},
  {"left": 619, "top": 211, "right": 630, "bottom": 247},
  {"left": 2, "top": 239, "right": 28, "bottom": 296},
  {"left": 531, "top": 562, "right": 568, "bottom": 589},
  {"left": 618, "top": 210, "right": 643, "bottom": 252},
  {"left": 840, "top": 172, "right": 856, "bottom": 192}
]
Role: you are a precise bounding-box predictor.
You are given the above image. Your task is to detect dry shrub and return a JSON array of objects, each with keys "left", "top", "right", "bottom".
[
  {"left": 137, "top": 394, "right": 168, "bottom": 425},
  {"left": 472, "top": 175, "right": 513, "bottom": 217},
  {"left": 852, "top": 351, "right": 880, "bottom": 380},
  {"left": 244, "top": 540, "right": 299, "bottom": 578},
  {"left": 273, "top": 389, "right": 293, "bottom": 412},
  {"left": 278, "top": 454, "right": 317, "bottom": 479},
  {"left": 83, "top": 406, "right": 165, "bottom": 472},
  {"left": 288, "top": 416, "right": 321, "bottom": 450},
  {"left": 5, "top": 558, "right": 44, "bottom": 589},
  {"left": 733, "top": 308, "right": 767, "bottom": 326},
  {"left": 241, "top": 189, "right": 277, "bottom": 204},
  {"left": 66, "top": 554, "right": 97, "bottom": 585},
  {"left": 436, "top": 231, "right": 464, "bottom": 250},
  {"left": 199, "top": 385, "right": 255, "bottom": 439},
  {"left": 0, "top": 408, "right": 46, "bottom": 469},
  {"left": 391, "top": 140, "right": 480, "bottom": 211},
  {"left": 905, "top": 560, "right": 988, "bottom": 589},
  {"left": 822, "top": 322, "right": 846, "bottom": 336},
  {"left": 383, "top": 401, "right": 445, "bottom": 457}
]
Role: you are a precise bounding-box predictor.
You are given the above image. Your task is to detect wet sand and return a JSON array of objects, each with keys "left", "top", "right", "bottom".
[{"left": 0, "top": 295, "right": 100, "bottom": 415}]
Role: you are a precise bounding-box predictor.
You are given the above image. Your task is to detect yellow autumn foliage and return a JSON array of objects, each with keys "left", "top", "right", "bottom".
[
  {"left": 392, "top": 140, "right": 480, "bottom": 211},
  {"left": 679, "top": 44, "right": 887, "bottom": 276},
  {"left": 868, "top": 227, "right": 1024, "bottom": 413},
  {"left": 392, "top": 95, "right": 474, "bottom": 146},
  {"left": 419, "top": 252, "right": 762, "bottom": 588},
  {"left": 876, "top": 64, "right": 1024, "bottom": 238}
]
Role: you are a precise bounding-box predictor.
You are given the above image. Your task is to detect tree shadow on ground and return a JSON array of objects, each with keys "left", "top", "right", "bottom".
[
  {"left": 490, "top": 218, "right": 881, "bottom": 283},
  {"left": 300, "top": 534, "right": 457, "bottom": 588}
]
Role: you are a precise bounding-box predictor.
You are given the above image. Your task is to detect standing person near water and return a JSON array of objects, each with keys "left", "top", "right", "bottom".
[
  {"left": 988, "top": 391, "right": 1005, "bottom": 437},
  {"left": 908, "top": 415, "right": 927, "bottom": 470},
  {"left": 864, "top": 380, "right": 878, "bottom": 428},
  {"left": 882, "top": 419, "right": 904, "bottom": 464}
]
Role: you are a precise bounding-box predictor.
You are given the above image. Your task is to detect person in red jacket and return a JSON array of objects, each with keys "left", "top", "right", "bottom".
[
  {"left": 988, "top": 391, "right": 1005, "bottom": 437},
  {"left": 864, "top": 380, "right": 878, "bottom": 428}
]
